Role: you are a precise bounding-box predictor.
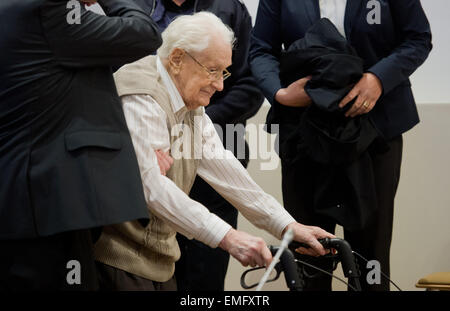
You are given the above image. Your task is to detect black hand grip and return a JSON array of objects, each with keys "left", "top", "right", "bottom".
[
  {"left": 290, "top": 238, "right": 362, "bottom": 290},
  {"left": 325, "top": 239, "right": 360, "bottom": 279}
]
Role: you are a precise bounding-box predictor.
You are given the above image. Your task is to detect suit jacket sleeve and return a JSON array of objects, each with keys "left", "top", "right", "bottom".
[
  {"left": 206, "top": 3, "right": 264, "bottom": 126},
  {"left": 40, "top": 0, "right": 162, "bottom": 68},
  {"left": 367, "top": 0, "right": 432, "bottom": 94},
  {"left": 248, "top": 0, "right": 283, "bottom": 105}
]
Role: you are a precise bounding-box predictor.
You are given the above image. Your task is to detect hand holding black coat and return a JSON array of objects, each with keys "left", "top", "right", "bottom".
[{"left": 278, "top": 19, "right": 388, "bottom": 231}]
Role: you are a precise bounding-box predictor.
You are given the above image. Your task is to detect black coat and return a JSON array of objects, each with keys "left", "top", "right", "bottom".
[
  {"left": 278, "top": 19, "right": 381, "bottom": 163},
  {"left": 0, "top": 0, "right": 162, "bottom": 239},
  {"left": 278, "top": 19, "right": 387, "bottom": 231}
]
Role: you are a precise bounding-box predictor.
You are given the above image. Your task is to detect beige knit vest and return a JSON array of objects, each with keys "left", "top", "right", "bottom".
[{"left": 94, "top": 56, "right": 202, "bottom": 282}]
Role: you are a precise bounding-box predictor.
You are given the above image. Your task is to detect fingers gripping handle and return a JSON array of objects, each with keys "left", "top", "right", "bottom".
[
  {"left": 292, "top": 238, "right": 359, "bottom": 277},
  {"left": 290, "top": 237, "right": 331, "bottom": 250}
]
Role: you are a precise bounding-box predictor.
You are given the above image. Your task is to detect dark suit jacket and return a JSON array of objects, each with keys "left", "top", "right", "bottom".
[
  {"left": 134, "top": 0, "right": 265, "bottom": 165},
  {"left": 0, "top": 0, "right": 162, "bottom": 239},
  {"left": 249, "top": 0, "right": 432, "bottom": 140}
]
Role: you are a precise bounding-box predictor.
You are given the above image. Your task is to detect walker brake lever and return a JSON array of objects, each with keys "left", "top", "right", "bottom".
[
  {"left": 268, "top": 246, "right": 303, "bottom": 291},
  {"left": 291, "top": 238, "right": 362, "bottom": 287},
  {"left": 240, "top": 262, "right": 283, "bottom": 290}
]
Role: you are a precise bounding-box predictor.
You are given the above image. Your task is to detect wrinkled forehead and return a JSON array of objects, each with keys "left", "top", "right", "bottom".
[{"left": 193, "top": 36, "right": 233, "bottom": 69}]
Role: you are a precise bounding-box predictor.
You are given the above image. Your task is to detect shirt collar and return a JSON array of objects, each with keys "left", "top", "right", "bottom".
[
  {"left": 162, "top": 0, "right": 196, "bottom": 13},
  {"left": 152, "top": 0, "right": 196, "bottom": 26},
  {"left": 151, "top": 0, "right": 166, "bottom": 24},
  {"left": 156, "top": 56, "right": 187, "bottom": 117}
]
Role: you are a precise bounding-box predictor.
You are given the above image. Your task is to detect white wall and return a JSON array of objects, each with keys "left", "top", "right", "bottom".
[{"left": 410, "top": 0, "right": 450, "bottom": 104}]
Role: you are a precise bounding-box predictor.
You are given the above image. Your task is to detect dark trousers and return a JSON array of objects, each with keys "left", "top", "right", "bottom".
[
  {"left": 175, "top": 176, "right": 238, "bottom": 291},
  {"left": 96, "top": 262, "right": 177, "bottom": 291},
  {"left": 281, "top": 136, "right": 403, "bottom": 291},
  {"left": 0, "top": 229, "right": 100, "bottom": 291}
]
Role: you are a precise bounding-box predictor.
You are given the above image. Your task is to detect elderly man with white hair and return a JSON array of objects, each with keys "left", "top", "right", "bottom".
[{"left": 93, "top": 12, "right": 334, "bottom": 291}]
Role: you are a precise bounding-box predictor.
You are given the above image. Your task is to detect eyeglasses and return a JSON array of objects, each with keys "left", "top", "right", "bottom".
[{"left": 185, "top": 51, "right": 231, "bottom": 81}]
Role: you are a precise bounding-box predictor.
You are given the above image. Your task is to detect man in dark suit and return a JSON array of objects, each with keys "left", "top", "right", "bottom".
[
  {"left": 250, "top": 0, "right": 432, "bottom": 290},
  {"left": 132, "top": 0, "right": 265, "bottom": 291},
  {"left": 0, "top": 0, "right": 161, "bottom": 290}
]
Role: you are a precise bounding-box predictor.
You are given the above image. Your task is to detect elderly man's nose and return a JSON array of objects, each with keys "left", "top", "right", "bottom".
[{"left": 212, "top": 78, "right": 224, "bottom": 91}]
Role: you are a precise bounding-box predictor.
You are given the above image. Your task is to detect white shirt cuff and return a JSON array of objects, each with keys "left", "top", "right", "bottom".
[
  {"left": 268, "top": 209, "right": 297, "bottom": 240},
  {"left": 195, "top": 213, "right": 232, "bottom": 248}
]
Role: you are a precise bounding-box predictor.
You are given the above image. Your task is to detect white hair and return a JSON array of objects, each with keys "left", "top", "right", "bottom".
[{"left": 157, "top": 12, "right": 235, "bottom": 59}]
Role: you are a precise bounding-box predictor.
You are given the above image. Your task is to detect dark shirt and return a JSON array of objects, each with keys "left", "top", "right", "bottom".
[{"left": 153, "top": 0, "right": 195, "bottom": 30}]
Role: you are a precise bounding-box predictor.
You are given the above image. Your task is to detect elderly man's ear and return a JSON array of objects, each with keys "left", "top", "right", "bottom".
[{"left": 168, "top": 48, "right": 185, "bottom": 74}]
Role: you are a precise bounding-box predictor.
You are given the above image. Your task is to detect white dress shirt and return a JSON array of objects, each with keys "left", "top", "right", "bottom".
[
  {"left": 319, "top": 0, "right": 347, "bottom": 38},
  {"left": 120, "top": 56, "right": 296, "bottom": 249}
]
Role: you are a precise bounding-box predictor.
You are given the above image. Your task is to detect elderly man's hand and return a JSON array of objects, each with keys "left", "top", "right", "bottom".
[
  {"left": 275, "top": 76, "right": 312, "bottom": 107},
  {"left": 219, "top": 229, "right": 272, "bottom": 268},
  {"left": 155, "top": 150, "right": 174, "bottom": 176},
  {"left": 283, "top": 223, "right": 336, "bottom": 257}
]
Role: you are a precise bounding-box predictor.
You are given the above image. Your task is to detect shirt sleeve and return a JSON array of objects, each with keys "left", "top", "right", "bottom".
[
  {"left": 367, "top": 0, "right": 432, "bottom": 94},
  {"left": 121, "top": 94, "right": 232, "bottom": 248},
  {"left": 197, "top": 113, "right": 296, "bottom": 240}
]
